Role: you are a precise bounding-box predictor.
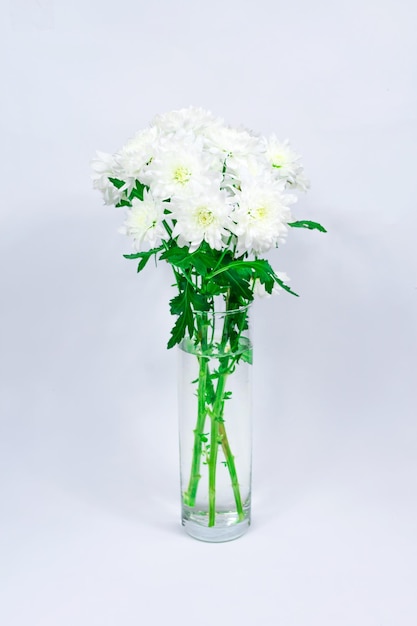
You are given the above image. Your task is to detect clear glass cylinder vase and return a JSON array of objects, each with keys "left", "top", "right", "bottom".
[{"left": 178, "top": 305, "right": 252, "bottom": 542}]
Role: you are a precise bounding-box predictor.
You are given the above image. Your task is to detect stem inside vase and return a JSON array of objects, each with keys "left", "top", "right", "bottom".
[{"left": 179, "top": 305, "right": 252, "bottom": 539}]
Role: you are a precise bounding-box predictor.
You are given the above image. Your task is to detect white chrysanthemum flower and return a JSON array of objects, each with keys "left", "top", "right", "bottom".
[
  {"left": 91, "top": 151, "right": 123, "bottom": 205},
  {"left": 141, "top": 136, "right": 222, "bottom": 200},
  {"left": 264, "top": 136, "right": 309, "bottom": 190},
  {"left": 120, "top": 190, "right": 165, "bottom": 250},
  {"left": 291, "top": 170, "right": 310, "bottom": 192},
  {"left": 205, "top": 124, "right": 263, "bottom": 159},
  {"left": 223, "top": 153, "right": 271, "bottom": 193},
  {"left": 170, "top": 186, "right": 234, "bottom": 252},
  {"left": 151, "top": 106, "right": 223, "bottom": 137},
  {"left": 254, "top": 272, "right": 290, "bottom": 298},
  {"left": 232, "top": 179, "right": 296, "bottom": 255},
  {"left": 205, "top": 126, "right": 265, "bottom": 193},
  {"left": 115, "top": 126, "right": 159, "bottom": 192}
]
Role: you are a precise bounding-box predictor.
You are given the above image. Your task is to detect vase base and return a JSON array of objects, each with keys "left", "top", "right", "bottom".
[{"left": 182, "top": 507, "right": 250, "bottom": 542}]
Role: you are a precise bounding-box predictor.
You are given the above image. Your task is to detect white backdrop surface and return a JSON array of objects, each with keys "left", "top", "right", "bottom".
[{"left": 1, "top": 1, "right": 416, "bottom": 624}]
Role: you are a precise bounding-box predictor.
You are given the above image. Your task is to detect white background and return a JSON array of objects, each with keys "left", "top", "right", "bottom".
[{"left": 1, "top": 0, "right": 417, "bottom": 624}]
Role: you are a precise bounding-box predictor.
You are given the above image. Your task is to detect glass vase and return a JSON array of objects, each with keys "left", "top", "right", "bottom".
[{"left": 178, "top": 305, "right": 252, "bottom": 542}]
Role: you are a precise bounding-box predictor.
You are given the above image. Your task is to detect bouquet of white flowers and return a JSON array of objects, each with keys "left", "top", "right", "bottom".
[{"left": 92, "top": 107, "right": 325, "bottom": 540}]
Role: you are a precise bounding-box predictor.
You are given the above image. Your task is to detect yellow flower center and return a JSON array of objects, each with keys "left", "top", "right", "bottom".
[
  {"left": 250, "top": 206, "right": 268, "bottom": 220},
  {"left": 173, "top": 166, "right": 192, "bottom": 185},
  {"left": 272, "top": 153, "right": 285, "bottom": 168},
  {"left": 196, "top": 206, "right": 215, "bottom": 227}
]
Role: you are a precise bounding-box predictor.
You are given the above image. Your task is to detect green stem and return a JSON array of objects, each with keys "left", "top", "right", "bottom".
[
  {"left": 207, "top": 299, "right": 247, "bottom": 526},
  {"left": 208, "top": 365, "right": 228, "bottom": 527},
  {"left": 209, "top": 357, "right": 245, "bottom": 525},
  {"left": 218, "top": 420, "right": 244, "bottom": 522},
  {"left": 213, "top": 235, "right": 233, "bottom": 272},
  {"left": 183, "top": 313, "right": 210, "bottom": 507},
  {"left": 183, "top": 353, "right": 208, "bottom": 506},
  {"left": 183, "top": 298, "right": 248, "bottom": 527}
]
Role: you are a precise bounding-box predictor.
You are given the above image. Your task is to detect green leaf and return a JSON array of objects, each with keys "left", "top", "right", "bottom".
[
  {"left": 190, "top": 253, "right": 212, "bottom": 276},
  {"left": 108, "top": 177, "right": 125, "bottom": 189},
  {"left": 203, "top": 281, "right": 226, "bottom": 298},
  {"left": 160, "top": 243, "right": 222, "bottom": 276},
  {"left": 115, "top": 199, "right": 132, "bottom": 208},
  {"left": 240, "top": 349, "right": 253, "bottom": 364},
  {"left": 167, "top": 308, "right": 194, "bottom": 349},
  {"left": 123, "top": 245, "right": 164, "bottom": 273},
  {"left": 189, "top": 291, "right": 211, "bottom": 312},
  {"left": 167, "top": 280, "right": 195, "bottom": 349},
  {"left": 169, "top": 288, "right": 188, "bottom": 316},
  {"left": 169, "top": 280, "right": 210, "bottom": 316},
  {"left": 167, "top": 313, "right": 187, "bottom": 349},
  {"left": 274, "top": 275, "right": 299, "bottom": 297},
  {"left": 123, "top": 252, "right": 145, "bottom": 260},
  {"left": 208, "top": 258, "right": 275, "bottom": 300},
  {"left": 128, "top": 180, "right": 148, "bottom": 202},
  {"left": 247, "top": 259, "right": 275, "bottom": 294},
  {"left": 238, "top": 337, "right": 253, "bottom": 364},
  {"left": 213, "top": 267, "right": 253, "bottom": 300},
  {"left": 288, "top": 220, "right": 327, "bottom": 233},
  {"left": 137, "top": 256, "right": 151, "bottom": 273},
  {"left": 160, "top": 245, "right": 192, "bottom": 268}
]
